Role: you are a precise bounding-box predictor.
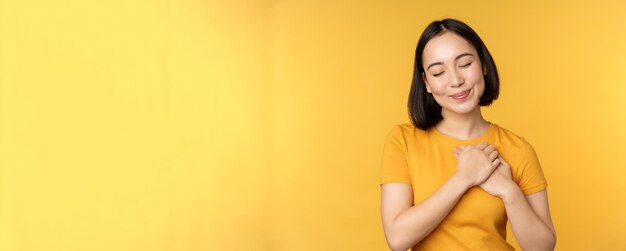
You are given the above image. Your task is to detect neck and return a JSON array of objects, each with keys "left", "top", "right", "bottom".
[{"left": 435, "top": 107, "right": 490, "bottom": 140}]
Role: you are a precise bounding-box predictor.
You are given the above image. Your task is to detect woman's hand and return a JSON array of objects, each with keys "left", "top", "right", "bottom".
[
  {"left": 478, "top": 156, "right": 516, "bottom": 198},
  {"left": 453, "top": 142, "right": 500, "bottom": 187}
]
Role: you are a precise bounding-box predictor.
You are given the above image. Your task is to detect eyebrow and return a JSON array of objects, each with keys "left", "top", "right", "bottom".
[{"left": 426, "top": 52, "right": 475, "bottom": 70}]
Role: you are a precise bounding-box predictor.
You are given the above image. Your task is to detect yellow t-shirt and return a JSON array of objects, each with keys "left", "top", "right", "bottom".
[{"left": 380, "top": 122, "right": 547, "bottom": 251}]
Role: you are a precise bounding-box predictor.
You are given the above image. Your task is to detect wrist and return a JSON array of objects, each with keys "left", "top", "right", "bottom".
[
  {"left": 451, "top": 174, "right": 473, "bottom": 191},
  {"left": 500, "top": 182, "right": 523, "bottom": 203}
]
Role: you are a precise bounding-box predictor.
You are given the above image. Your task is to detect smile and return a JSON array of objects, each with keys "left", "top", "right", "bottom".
[{"left": 450, "top": 89, "right": 471, "bottom": 100}]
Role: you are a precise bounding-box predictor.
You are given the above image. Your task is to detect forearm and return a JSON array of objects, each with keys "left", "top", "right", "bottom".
[
  {"left": 386, "top": 175, "right": 471, "bottom": 250},
  {"left": 502, "top": 186, "right": 556, "bottom": 251}
]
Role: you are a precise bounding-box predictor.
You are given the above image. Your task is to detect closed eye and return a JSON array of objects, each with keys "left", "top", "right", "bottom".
[
  {"left": 433, "top": 72, "right": 444, "bottom": 77},
  {"left": 460, "top": 62, "right": 472, "bottom": 68}
]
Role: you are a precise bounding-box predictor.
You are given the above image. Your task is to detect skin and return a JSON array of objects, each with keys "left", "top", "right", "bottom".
[{"left": 381, "top": 31, "right": 556, "bottom": 251}]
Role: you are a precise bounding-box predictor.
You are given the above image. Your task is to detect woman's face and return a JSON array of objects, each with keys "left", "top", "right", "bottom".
[{"left": 422, "top": 32, "right": 485, "bottom": 115}]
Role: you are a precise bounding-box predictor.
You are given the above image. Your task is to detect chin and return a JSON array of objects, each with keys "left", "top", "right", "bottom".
[
  {"left": 447, "top": 102, "right": 480, "bottom": 115},
  {"left": 452, "top": 108, "right": 475, "bottom": 115}
]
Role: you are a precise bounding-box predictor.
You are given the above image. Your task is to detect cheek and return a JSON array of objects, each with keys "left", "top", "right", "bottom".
[
  {"left": 466, "top": 69, "right": 486, "bottom": 92},
  {"left": 426, "top": 79, "right": 447, "bottom": 95},
  {"left": 465, "top": 66, "right": 485, "bottom": 83},
  {"left": 472, "top": 80, "right": 486, "bottom": 102}
]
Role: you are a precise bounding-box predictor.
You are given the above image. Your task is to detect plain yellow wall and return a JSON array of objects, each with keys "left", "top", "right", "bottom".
[
  {"left": 0, "top": 0, "right": 273, "bottom": 250},
  {"left": 1, "top": 0, "right": 626, "bottom": 250}
]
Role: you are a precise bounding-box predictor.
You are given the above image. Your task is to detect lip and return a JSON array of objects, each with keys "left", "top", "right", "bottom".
[{"left": 450, "top": 89, "right": 471, "bottom": 100}]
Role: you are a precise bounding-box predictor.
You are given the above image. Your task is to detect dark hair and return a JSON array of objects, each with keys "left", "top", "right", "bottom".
[{"left": 408, "top": 18, "right": 499, "bottom": 130}]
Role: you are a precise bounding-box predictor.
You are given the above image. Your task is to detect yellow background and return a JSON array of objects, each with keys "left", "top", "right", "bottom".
[{"left": 1, "top": 0, "right": 625, "bottom": 250}]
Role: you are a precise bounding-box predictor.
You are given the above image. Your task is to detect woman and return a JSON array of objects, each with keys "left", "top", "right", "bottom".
[{"left": 380, "top": 19, "right": 556, "bottom": 251}]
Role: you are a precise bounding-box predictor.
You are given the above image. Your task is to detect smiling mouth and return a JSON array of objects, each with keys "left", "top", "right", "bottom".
[{"left": 450, "top": 89, "right": 471, "bottom": 100}]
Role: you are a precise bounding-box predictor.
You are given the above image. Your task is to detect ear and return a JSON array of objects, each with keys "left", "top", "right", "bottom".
[
  {"left": 482, "top": 63, "right": 487, "bottom": 76},
  {"left": 422, "top": 73, "right": 432, "bottom": 93}
]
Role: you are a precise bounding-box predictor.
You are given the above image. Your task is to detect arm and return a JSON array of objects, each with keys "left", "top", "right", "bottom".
[
  {"left": 477, "top": 156, "right": 556, "bottom": 251},
  {"left": 381, "top": 176, "right": 471, "bottom": 251},
  {"left": 381, "top": 142, "right": 499, "bottom": 250},
  {"left": 502, "top": 188, "right": 556, "bottom": 251}
]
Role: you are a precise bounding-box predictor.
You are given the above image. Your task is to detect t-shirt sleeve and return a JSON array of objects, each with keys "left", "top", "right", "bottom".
[
  {"left": 380, "top": 125, "right": 412, "bottom": 185},
  {"left": 516, "top": 138, "right": 548, "bottom": 195}
]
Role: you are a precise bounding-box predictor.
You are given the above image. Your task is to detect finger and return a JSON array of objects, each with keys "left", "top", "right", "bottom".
[
  {"left": 476, "top": 141, "right": 489, "bottom": 150},
  {"left": 483, "top": 144, "right": 495, "bottom": 153},
  {"left": 496, "top": 157, "right": 511, "bottom": 171},
  {"left": 491, "top": 158, "right": 501, "bottom": 168},
  {"left": 496, "top": 161, "right": 512, "bottom": 178},
  {"left": 498, "top": 156, "right": 511, "bottom": 170},
  {"left": 458, "top": 145, "right": 470, "bottom": 153},
  {"left": 488, "top": 150, "right": 498, "bottom": 161},
  {"left": 498, "top": 156, "right": 509, "bottom": 167}
]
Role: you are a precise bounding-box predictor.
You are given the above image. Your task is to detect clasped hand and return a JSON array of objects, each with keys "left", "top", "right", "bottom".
[{"left": 453, "top": 142, "right": 514, "bottom": 199}]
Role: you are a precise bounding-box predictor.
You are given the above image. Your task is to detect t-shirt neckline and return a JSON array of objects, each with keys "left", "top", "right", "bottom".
[{"left": 430, "top": 122, "right": 497, "bottom": 146}]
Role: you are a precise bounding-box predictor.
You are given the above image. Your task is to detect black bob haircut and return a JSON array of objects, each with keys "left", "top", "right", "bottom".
[{"left": 408, "top": 18, "right": 499, "bottom": 130}]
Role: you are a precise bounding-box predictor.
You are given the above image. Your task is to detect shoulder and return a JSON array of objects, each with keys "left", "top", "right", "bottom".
[
  {"left": 387, "top": 122, "right": 429, "bottom": 138},
  {"left": 384, "top": 123, "right": 431, "bottom": 154},
  {"left": 492, "top": 124, "right": 539, "bottom": 164},
  {"left": 492, "top": 123, "right": 533, "bottom": 150}
]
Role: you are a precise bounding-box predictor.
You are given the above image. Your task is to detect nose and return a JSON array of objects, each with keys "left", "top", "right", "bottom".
[{"left": 450, "top": 69, "right": 464, "bottom": 87}]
